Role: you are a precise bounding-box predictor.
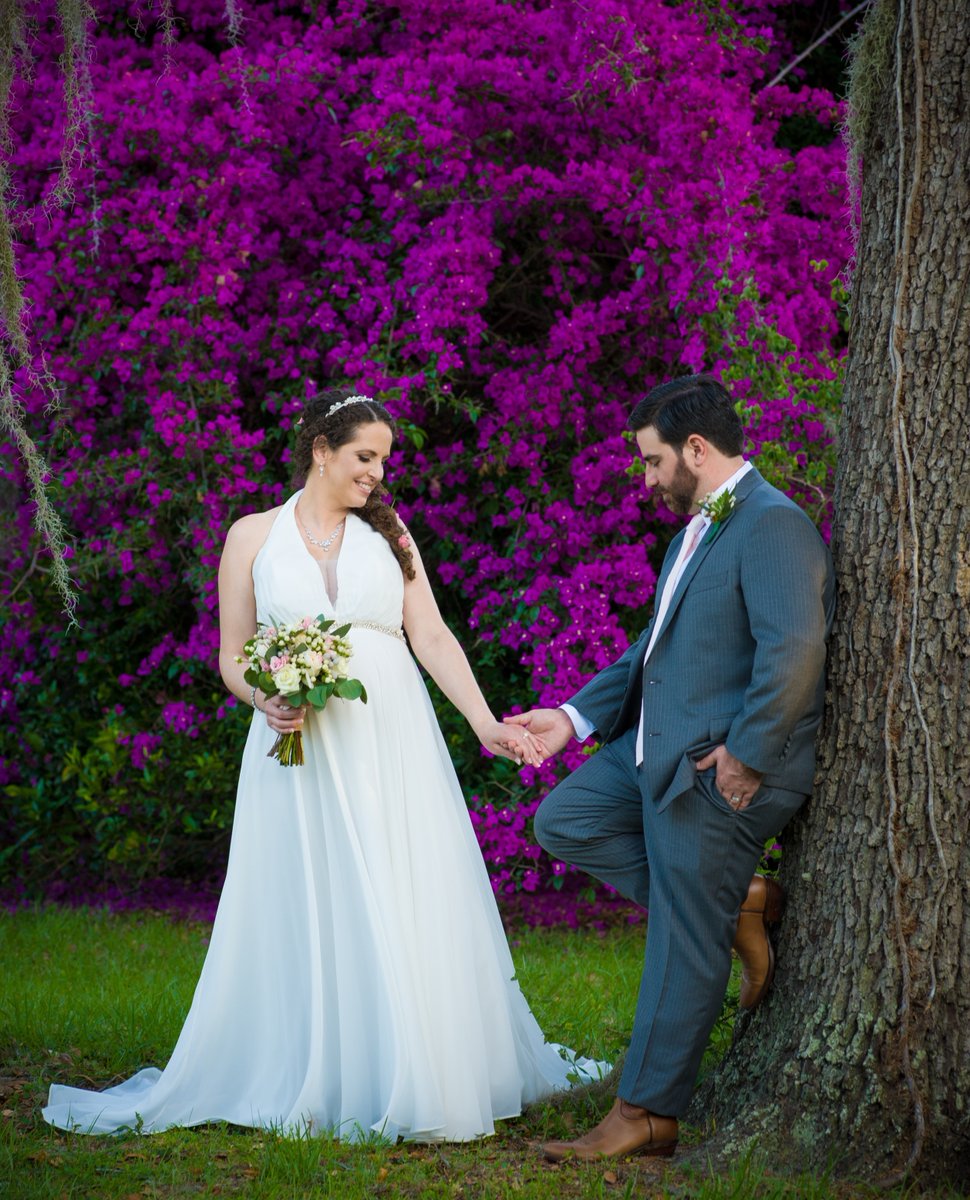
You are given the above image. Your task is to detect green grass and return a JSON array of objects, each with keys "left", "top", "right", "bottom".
[{"left": 0, "top": 908, "right": 940, "bottom": 1199}]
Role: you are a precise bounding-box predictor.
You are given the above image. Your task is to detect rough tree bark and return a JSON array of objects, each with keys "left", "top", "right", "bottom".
[{"left": 689, "top": 0, "right": 970, "bottom": 1186}]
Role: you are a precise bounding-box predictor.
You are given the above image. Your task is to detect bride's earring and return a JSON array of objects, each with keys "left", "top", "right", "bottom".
[{"left": 318, "top": 464, "right": 324, "bottom": 477}]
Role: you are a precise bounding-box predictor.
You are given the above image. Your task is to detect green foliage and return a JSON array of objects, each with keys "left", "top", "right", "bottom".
[
  {"left": 708, "top": 266, "right": 844, "bottom": 529},
  {"left": 1, "top": 638, "right": 246, "bottom": 885}
]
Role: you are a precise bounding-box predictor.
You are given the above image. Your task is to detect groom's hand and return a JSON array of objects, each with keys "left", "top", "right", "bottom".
[
  {"left": 504, "top": 708, "right": 574, "bottom": 759},
  {"left": 694, "top": 744, "right": 762, "bottom": 811}
]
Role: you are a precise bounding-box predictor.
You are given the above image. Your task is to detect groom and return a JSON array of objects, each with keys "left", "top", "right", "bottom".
[{"left": 508, "top": 374, "right": 835, "bottom": 1160}]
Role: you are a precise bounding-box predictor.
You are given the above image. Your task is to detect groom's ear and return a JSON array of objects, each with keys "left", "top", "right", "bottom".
[{"left": 685, "top": 434, "right": 707, "bottom": 465}]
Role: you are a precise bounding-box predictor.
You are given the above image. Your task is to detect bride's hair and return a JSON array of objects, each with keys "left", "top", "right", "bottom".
[{"left": 292, "top": 388, "right": 416, "bottom": 581}]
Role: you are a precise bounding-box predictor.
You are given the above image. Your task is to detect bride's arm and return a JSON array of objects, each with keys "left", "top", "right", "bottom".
[
  {"left": 217, "top": 511, "right": 305, "bottom": 736},
  {"left": 401, "top": 537, "right": 544, "bottom": 766}
]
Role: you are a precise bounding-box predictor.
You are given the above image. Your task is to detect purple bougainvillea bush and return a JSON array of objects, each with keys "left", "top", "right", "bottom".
[{"left": 0, "top": 0, "right": 849, "bottom": 904}]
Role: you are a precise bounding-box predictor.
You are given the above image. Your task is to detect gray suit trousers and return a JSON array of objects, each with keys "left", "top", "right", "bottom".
[{"left": 534, "top": 726, "right": 806, "bottom": 1117}]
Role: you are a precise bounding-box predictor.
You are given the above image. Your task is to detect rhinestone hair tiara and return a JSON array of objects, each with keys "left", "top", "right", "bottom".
[{"left": 327, "top": 394, "right": 375, "bottom": 417}]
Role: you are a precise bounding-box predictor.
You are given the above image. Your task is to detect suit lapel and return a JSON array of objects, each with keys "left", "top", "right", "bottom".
[
  {"left": 651, "top": 525, "right": 686, "bottom": 605},
  {"left": 650, "top": 533, "right": 715, "bottom": 647},
  {"left": 648, "top": 467, "right": 764, "bottom": 650}
]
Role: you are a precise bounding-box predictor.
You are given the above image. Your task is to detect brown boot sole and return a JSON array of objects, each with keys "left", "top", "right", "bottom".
[{"left": 543, "top": 1140, "right": 678, "bottom": 1163}]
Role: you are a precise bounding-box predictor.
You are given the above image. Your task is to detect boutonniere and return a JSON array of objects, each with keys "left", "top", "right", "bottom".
[{"left": 700, "top": 488, "right": 736, "bottom": 544}]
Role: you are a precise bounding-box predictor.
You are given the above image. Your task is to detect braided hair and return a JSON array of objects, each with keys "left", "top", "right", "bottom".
[{"left": 292, "top": 388, "right": 416, "bottom": 581}]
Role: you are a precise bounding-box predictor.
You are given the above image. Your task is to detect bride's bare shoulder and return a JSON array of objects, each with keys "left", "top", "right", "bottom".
[{"left": 223, "top": 505, "right": 285, "bottom": 556}]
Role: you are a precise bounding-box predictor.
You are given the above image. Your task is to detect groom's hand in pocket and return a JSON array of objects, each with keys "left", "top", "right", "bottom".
[
  {"left": 694, "top": 744, "right": 762, "bottom": 811},
  {"left": 503, "top": 708, "right": 574, "bottom": 759}
]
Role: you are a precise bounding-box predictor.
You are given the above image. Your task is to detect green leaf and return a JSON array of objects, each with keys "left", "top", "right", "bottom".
[
  {"left": 332, "top": 623, "right": 352, "bottom": 638},
  {"left": 333, "top": 677, "right": 365, "bottom": 701},
  {"left": 306, "top": 682, "right": 334, "bottom": 708},
  {"left": 283, "top": 691, "right": 305, "bottom": 707},
  {"left": 258, "top": 672, "right": 278, "bottom": 696}
]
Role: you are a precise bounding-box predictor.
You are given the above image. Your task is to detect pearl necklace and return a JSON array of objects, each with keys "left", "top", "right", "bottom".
[{"left": 300, "top": 511, "right": 345, "bottom": 552}]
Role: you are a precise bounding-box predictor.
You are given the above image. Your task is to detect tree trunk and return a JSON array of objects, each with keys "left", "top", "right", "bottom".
[{"left": 689, "top": 0, "right": 970, "bottom": 1185}]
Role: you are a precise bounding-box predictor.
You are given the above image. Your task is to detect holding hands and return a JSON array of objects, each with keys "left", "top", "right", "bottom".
[
  {"left": 479, "top": 719, "right": 550, "bottom": 767},
  {"left": 502, "top": 708, "right": 575, "bottom": 760}
]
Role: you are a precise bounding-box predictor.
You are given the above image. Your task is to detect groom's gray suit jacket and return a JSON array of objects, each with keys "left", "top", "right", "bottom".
[{"left": 569, "top": 467, "right": 835, "bottom": 810}]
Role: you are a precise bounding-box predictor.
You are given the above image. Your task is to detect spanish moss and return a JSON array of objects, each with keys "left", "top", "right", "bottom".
[
  {"left": 0, "top": 349, "right": 76, "bottom": 622},
  {"left": 49, "top": 0, "right": 96, "bottom": 210}
]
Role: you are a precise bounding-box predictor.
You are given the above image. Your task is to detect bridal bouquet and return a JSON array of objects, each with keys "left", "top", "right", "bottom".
[{"left": 237, "top": 615, "right": 367, "bottom": 766}]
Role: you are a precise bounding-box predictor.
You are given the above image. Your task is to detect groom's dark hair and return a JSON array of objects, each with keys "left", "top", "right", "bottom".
[{"left": 628, "top": 374, "right": 744, "bottom": 456}]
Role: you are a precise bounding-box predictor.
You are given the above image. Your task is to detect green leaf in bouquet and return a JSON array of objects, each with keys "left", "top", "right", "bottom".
[
  {"left": 307, "top": 682, "right": 335, "bottom": 709},
  {"left": 283, "top": 691, "right": 305, "bottom": 708},
  {"left": 332, "top": 623, "right": 352, "bottom": 638},
  {"left": 333, "top": 677, "right": 366, "bottom": 702},
  {"left": 258, "top": 671, "right": 278, "bottom": 696},
  {"left": 243, "top": 667, "right": 260, "bottom": 688}
]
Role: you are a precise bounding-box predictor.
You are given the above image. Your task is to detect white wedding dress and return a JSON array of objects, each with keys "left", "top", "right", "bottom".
[{"left": 44, "top": 494, "right": 604, "bottom": 1141}]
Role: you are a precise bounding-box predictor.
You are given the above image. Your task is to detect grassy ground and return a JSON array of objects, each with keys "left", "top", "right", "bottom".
[{"left": 0, "top": 908, "right": 948, "bottom": 1199}]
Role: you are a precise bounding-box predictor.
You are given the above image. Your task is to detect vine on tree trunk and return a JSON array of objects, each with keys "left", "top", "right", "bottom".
[{"left": 881, "top": 0, "right": 952, "bottom": 1183}]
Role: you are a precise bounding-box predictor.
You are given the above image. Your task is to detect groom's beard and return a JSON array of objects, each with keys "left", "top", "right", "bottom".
[{"left": 660, "top": 454, "right": 699, "bottom": 516}]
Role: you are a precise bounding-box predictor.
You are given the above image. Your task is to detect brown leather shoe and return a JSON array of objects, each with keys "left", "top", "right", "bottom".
[
  {"left": 541, "top": 1099, "right": 678, "bottom": 1162},
  {"left": 734, "top": 874, "right": 785, "bottom": 1010}
]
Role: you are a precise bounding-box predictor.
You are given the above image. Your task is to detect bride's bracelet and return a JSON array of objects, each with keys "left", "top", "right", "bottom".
[{"left": 250, "top": 685, "right": 260, "bottom": 711}]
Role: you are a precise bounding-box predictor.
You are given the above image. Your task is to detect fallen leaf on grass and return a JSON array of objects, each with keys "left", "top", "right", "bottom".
[
  {"left": 27, "top": 1150, "right": 63, "bottom": 1166},
  {"left": 603, "top": 1168, "right": 618, "bottom": 1184},
  {"left": 43, "top": 1052, "right": 75, "bottom": 1067}
]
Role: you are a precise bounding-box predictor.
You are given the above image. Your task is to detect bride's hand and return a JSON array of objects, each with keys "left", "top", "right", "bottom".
[
  {"left": 478, "top": 720, "right": 548, "bottom": 767},
  {"left": 259, "top": 694, "right": 306, "bottom": 734}
]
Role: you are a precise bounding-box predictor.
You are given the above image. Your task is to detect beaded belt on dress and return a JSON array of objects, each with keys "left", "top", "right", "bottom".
[{"left": 352, "top": 620, "right": 405, "bottom": 642}]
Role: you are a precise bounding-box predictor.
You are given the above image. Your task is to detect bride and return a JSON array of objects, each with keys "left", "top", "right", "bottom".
[{"left": 44, "top": 389, "right": 604, "bottom": 1142}]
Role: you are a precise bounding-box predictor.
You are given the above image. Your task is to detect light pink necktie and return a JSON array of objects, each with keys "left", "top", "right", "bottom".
[{"left": 635, "top": 513, "right": 707, "bottom": 764}]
